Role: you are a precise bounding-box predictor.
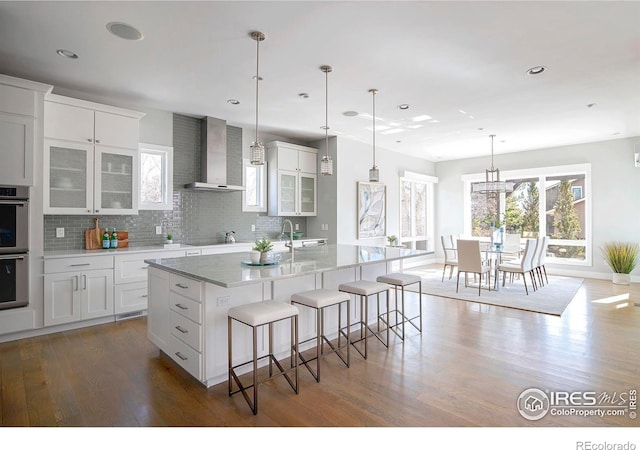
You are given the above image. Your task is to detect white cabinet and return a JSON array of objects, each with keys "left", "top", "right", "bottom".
[
  {"left": 44, "top": 255, "right": 115, "bottom": 326},
  {"left": 266, "top": 141, "right": 317, "bottom": 217},
  {"left": 0, "top": 76, "right": 52, "bottom": 186},
  {"left": 43, "top": 94, "right": 144, "bottom": 215}
]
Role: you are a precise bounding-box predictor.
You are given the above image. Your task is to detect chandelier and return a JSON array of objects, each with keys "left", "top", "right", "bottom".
[
  {"left": 320, "top": 65, "right": 333, "bottom": 176},
  {"left": 472, "top": 134, "right": 514, "bottom": 194}
]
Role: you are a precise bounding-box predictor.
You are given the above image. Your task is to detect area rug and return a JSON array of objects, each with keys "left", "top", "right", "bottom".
[{"left": 404, "top": 266, "right": 583, "bottom": 316}]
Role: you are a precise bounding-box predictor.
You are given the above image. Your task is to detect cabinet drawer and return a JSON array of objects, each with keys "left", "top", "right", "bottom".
[
  {"left": 114, "top": 282, "right": 148, "bottom": 314},
  {"left": 169, "top": 310, "right": 202, "bottom": 352},
  {"left": 45, "top": 255, "right": 114, "bottom": 274},
  {"left": 115, "top": 250, "right": 185, "bottom": 284},
  {"left": 169, "top": 292, "right": 202, "bottom": 324},
  {"left": 169, "top": 273, "right": 201, "bottom": 302},
  {"left": 168, "top": 335, "right": 202, "bottom": 380}
]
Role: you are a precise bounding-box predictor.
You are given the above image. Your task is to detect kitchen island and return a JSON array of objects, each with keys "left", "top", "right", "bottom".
[{"left": 145, "top": 243, "right": 431, "bottom": 387}]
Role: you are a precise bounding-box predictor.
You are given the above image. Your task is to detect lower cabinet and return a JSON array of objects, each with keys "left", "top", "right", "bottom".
[{"left": 44, "top": 269, "right": 114, "bottom": 326}]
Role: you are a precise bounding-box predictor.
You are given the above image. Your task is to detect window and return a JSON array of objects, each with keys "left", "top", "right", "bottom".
[
  {"left": 138, "top": 143, "right": 173, "bottom": 210},
  {"left": 464, "top": 164, "right": 591, "bottom": 265},
  {"left": 242, "top": 158, "right": 266, "bottom": 212},
  {"left": 400, "top": 172, "right": 437, "bottom": 251}
]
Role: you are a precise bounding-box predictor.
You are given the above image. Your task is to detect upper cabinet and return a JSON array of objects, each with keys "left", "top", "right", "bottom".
[
  {"left": 43, "top": 94, "right": 145, "bottom": 215},
  {"left": 0, "top": 75, "right": 53, "bottom": 186},
  {"left": 266, "top": 141, "right": 317, "bottom": 217}
]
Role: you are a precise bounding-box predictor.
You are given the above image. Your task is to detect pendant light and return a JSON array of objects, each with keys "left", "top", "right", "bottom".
[
  {"left": 249, "top": 31, "right": 266, "bottom": 165},
  {"left": 368, "top": 88, "right": 379, "bottom": 182},
  {"left": 320, "top": 65, "right": 333, "bottom": 176},
  {"left": 471, "top": 134, "right": 514, "bottom": 194}
]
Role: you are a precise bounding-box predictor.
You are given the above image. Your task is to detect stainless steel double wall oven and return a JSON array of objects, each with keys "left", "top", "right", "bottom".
[{"left": 0, "top": 185, "right": 29, "bottom": 310}]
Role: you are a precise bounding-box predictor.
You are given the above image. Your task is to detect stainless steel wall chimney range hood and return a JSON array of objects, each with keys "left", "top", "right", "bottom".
[{"left": 184, "top": 116, "right": 245, "bottom": 192}]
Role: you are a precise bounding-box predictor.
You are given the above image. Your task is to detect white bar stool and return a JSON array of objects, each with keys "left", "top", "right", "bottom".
[
  {"left": 338, "top": 280, "right": 390, "bottom": 359},
  {"left": 290, "top": 289, "right": 350, "bottom": 382},
  {"left": 227, "top": 300, "right": 300, "bottom": 415},
  {"left": 376, "top": 273, "right": 422, "bottom": 341}
]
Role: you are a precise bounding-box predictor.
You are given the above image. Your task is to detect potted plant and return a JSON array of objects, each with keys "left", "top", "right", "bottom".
[
  {"left": 166, "top": 233, "right": 173, "bottom": 244},
  {"left": 253, "top": 237, "right": 273, "bottom": 263},
  {"left": 602, "top": 241, "right": 638, "bottom": 285},
  {"left": 387, "top": 235, "right": 398, "bottom": 246}
]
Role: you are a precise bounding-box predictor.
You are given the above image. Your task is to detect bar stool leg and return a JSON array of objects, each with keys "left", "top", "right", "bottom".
[
  {"left": 228, "top": 316, "right": 232, "bottom": 396},
  {"left": 253, "top": 326, "right": 258, "bottom": 415}
]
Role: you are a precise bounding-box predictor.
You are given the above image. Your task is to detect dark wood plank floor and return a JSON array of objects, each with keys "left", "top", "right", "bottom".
[{"left": 2, "top": 268, "right": 639, "bottom": 432}]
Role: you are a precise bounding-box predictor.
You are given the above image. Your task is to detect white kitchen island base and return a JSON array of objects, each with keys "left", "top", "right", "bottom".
[{"left": 146, "top": 244, "right": 430, "bottom": 387}]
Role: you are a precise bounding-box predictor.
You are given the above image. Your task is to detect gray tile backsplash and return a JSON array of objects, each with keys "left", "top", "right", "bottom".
[{"left": 44, "top": 114, "right": 306, "bottom": 250}]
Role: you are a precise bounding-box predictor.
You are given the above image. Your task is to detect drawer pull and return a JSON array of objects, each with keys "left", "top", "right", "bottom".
[
  {"left": 175, "top": 303, "right": 188, "bottom": 310},
  {"left": 175, "top": 352, "right": 188, "bottom": 361},
  {"left": 141, "top": 294, "right": 148, "bottom": 298},
  {"left": 69, "top": 263, "right": 91, "bottom": 267},
  {"left": 175, "top": 283, "right": 189, "bottom": 289},
  {"left": 175, "top": 325, "right": 188, "bottom": 334}
]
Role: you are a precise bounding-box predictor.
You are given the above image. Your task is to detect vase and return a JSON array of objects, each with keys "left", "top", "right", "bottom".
[
  {"left": 249, "top": 251, "right": 260, "bottom": 264},
  {"left": 612, "top": 273, "right": 630, "bottom": 285},
  {"left": 260, "top": 252, "right": 269, "bottom": 263}
]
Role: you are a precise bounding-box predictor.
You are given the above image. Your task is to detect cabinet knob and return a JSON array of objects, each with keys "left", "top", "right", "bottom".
[
  {"left": 87, "top": 138, "right": 93, "bottom": 143},
  {"left": 95, "top": 139, "right": 101, "bottom": 144},
  {"left": 95, "top": 209, "right": 99, "bottom": 213}
]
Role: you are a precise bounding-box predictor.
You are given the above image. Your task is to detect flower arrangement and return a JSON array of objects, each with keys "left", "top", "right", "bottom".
[
  {"left": 166, "top": 233, "right": 173, "bottom": 241},
  {"left": 602, "top": 241, "right": 638, "bottom": 274}
]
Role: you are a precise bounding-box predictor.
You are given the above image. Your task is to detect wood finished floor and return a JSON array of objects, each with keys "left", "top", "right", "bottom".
[{"left": 1, "top": 267, "right": 639, "bottom": 427}]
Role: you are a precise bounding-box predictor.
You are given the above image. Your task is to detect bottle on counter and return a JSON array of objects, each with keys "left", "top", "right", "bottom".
[
  {"left": 110, "top": 227, "right": 118, "bottom": 248},
  {"left": 102, "top": 228, "right": 110, "bottom": 249}
]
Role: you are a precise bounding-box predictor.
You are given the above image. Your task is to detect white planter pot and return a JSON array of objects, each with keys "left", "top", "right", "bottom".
[
  {"left": 249, "top": 251, "right": 260, "bottom": 264},
  {"left": 612, "top": 273, "right": 630, "bottom": 285}
]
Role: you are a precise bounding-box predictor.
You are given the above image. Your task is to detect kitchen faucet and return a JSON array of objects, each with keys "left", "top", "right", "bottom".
[{"left": 281, "top": 219, "right": 294, "bottom": 253}]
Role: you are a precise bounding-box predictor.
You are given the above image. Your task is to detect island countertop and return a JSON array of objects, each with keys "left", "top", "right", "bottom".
[{"left": 145, "top": 243, "right": 431, "bottom": 288}]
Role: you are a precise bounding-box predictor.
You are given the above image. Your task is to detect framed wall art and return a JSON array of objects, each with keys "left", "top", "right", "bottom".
[{"left": 357, "top": 181, "right": 386, "bottom": 239}]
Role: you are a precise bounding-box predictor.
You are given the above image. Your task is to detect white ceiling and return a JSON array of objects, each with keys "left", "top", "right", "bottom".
[{"left": 1, "top": 1, "right": 638, "bottom": 162}]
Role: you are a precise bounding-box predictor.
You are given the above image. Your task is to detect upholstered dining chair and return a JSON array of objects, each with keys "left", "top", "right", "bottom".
[
  {"left": 456, "top": 239, "right": 491, "bottom": 296},
  {"left": 534, "top": 236, "right": 549, "bottom": 286},
  {"left": 502, "top": 233, "right": 522, "bottom": 261},
  {"left": 497, "top": 238, "right": 538, "bottom": 295},
  {"left": 441, "top": 235, "right": 458, "bottom": 282}
]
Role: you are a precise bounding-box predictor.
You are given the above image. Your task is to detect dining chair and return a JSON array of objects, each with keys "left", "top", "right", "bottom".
[
  {"left": 441, "top": 235, "right": 458, "bottom": 282},
  {"left": 456, "top": 239, "right": 491, "bottom": 296},
  {"left": 535, "top": 236, "right": 549, "bottom": 286},
  {"left": 497, "top": 238, "right": 537, "bottom": 295},
  {"left": 502, "top": 233, "right": 522, "bottom": 261}
]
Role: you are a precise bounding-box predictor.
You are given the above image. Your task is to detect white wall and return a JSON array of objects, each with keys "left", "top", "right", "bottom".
[
  {"left": 336, "top": 137, "right": 436, "bottom": 246},
  {"left": 435, "top": 136, "right": 640, "bottom": 279}
]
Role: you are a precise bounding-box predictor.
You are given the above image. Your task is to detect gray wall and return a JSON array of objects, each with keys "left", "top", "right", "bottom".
[
  {"left": 44, "top": 114, "right": 305, "bottom": 250},
  {"left": 435, "top": 136, "right": 640, "bottom": 278}
]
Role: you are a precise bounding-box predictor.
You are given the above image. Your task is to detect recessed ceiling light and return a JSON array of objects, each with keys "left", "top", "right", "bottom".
[
  {"left": 587, "top": 103, "right": 596, "bottom": 108},
  {"left": 343, "top": 111, "right": 359, "bottom": 117},
  {"left": 227, "top": 99, "right": 240, "bottom": 105},
  {"left": 398, "top": 104, "right": 410, "bottom": 110},
  {"left": 56, "top": 49, "right": 78, "bottom": 59},
  {"left": 106, "top": 22, "right": 143, "bottom": 40},
  {"left": 298, "top": 93, "right": 309, "bottom": 99},
  {"left": 478, "top": 127, "right": 484, "bottom": 131},
  {"left": 527, "top": 65, "right": 546, "bottom": 75}
]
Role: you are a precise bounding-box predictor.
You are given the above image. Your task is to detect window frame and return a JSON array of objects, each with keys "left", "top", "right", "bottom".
[
  {"left": 462, "top": 163, "right": 592, "bottom": 266},
  {"left": 138, "top": 142, "right": 174, "bottom": 211},
  {"left": 399, "top": 171, "right": 438, "bottom": 252},
  {"left": 242, "top": 158, "right": 267, "bottom": 212}
]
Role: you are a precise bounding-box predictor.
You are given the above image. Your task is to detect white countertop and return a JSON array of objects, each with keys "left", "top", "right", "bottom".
[{"left": 145, "top": 244, "right": 432, "bottom": 288}]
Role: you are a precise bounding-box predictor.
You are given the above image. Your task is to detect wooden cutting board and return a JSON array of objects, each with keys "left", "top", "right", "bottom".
[{"left": 85, "top": 218, "right": 129, "bottom": 249}]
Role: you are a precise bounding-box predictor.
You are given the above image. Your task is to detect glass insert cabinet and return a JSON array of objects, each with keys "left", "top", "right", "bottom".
[{"left": 43, "top": 94, "right": 144, "bottom": 215}]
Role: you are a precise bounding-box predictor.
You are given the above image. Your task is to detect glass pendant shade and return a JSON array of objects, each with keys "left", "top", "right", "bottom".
[
  {"left": 250, "top": 141, "right": 265, "bottom": 166},
  {"left": 369, "top": 166, "right": 379, "bottom": 182},
  {"left": 472, "top": 135, "right": 514, "bottom": 193},
  {"left": 321, "top": 155, "right": 333, "bottom": 176}
]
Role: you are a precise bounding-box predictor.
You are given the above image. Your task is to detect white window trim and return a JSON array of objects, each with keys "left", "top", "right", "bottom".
[
  {"left": 138, "top": 142, "right": 173, "bottom": 211},
  {"left": 462, "top": 163, "right": 592, "bottom": 266},
  {"left": 242, "top": 158, "right": 267, "bottom": 212}
]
